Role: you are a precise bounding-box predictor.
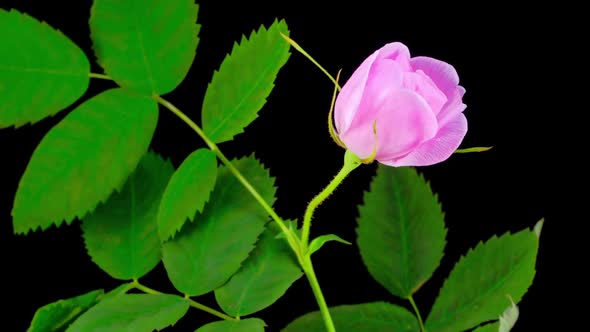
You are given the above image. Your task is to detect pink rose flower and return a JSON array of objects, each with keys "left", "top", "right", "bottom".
[{"left": 334, "top": 42, "right": 467, "bottom": 166}]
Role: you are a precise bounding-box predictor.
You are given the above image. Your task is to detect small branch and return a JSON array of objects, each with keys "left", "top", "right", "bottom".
[
  {"left": 88, "top": 72, "right": 112, "bottom": 80},
  {"left": 408, "top": 295, "right": 426, "bottom": 332},
  {"left": 131, "top": 280, "right": 237, "bottom": 321}
]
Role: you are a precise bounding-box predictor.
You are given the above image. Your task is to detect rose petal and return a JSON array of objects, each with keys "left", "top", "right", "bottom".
[
  {"left": 339, "top": 89, "right": 439, "bottom": 160},
  {"left": 376, "top": 42, "right": 412, "bottom": 70},
  {"left": 361, "top": 58, "right": 405, "bottom": 107},
  {"left": 403, "top": 70, "right": 448, "bottom": 115},
  {"left": 410, "top": 56, "right": 459, "bottom": 98},
  {"left": 334, "top": 51, "right": 379, "bottom": 134},
  {"left": 348, "top": 59, "right": 404, "bottom": 132},
  {"left": 383, "top": 113, "right": 467, "bottom": 167},
  {"left": 437, "top": 86, "right": 466, "bottom": 128}
]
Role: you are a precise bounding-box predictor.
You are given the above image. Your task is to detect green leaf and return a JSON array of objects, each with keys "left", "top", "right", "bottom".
[
  {"left": 282, "top": 302, "right": 418, "bottom": 332},
  {"left": 82, "top": 152, "right": 174, "bottom": 280},
  {"left": 196, "top": 318, "right": 266, "bottom": 332},
  {"left": 356, "top": 165, "right": 446, "bottom": 298},
  {"left": 473, "top": 323, "right": 500, "bottom": 332},
  {"left": 27, "top": 289, "right": 103, "bottom": 332},
  {"left": 0, "top": 9, "right": 90, "bottom": 128},
  {"left": 158, "top": 148, "right": 217, "bottom": 241},
  {"left": 308, "top": 234, "right": 351, "bottom": 257},
  {"left": 66, "top": 294, "right": 189, "bottom": 332},
  {"left": 162, "top": 155, "right": 276, "bottom": 296},
  {"left": 215, "top": 222, "right": 303, "bottom": 316},
  {"left": 12, "top": 88, "right": 158, "bottom": 234},
  {"left": 425, "top": 225, "right": 540, "bottom": 332},
  {"left": 89, "top": 0, "right": 199, "bottom": 94},
  {"left": 202, "top": 19, "right": 291, "bottom": 143}
]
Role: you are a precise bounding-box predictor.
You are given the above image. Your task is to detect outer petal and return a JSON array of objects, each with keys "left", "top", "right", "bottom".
[
  {"left": 410, "top": 56, "right": 459, "bottom": 98},
  {"left": 334, "top": 51, "right": 379, "bottom": 134},
  {"left": 339, "top": 89, "right": 439, "bottom": 160},
  {"left": 360, "top": 58, "right": 405, "bottom": 110},
  {"left": 335, "top": 42, "right": 412, "bottom": 134},
  {"left": 383, "top": 113, "right": 468, "bottom": 167},
  {"left": 345, "top": 58, "right": 404, "bottom": 138},
  {"left": 375, "top": 42, "right": 412, "bottom": 70},
  {"left": 437, "top": 86, "right": 466, "bottom": 128},
  {"left": 403, "top": 70, "right": 448, "bottom": 115}
]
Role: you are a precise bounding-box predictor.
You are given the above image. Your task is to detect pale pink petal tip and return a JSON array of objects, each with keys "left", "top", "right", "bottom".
[
  {"left": 383, "top": 113, "right": 467, "bottom": 167},
  {"left": 410, "top": 56, "right": 460, "bottom": 98}
]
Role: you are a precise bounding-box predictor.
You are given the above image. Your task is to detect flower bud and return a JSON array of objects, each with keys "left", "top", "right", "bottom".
[{"left": 334, "top": 42, "right": 467, "bottom": 166}]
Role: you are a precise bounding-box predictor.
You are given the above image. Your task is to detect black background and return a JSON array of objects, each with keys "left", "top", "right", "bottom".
[{"left": 1, "top": 1, "right": 559, "bottom": 331}]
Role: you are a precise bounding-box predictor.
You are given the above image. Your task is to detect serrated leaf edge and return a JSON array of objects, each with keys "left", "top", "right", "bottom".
[
  {"left": 356, "top": 167, "right": 447, "bottom": 297},
  {"left": 203, "top": 18, "right": 290, "bottom": 142},
  {"left": 426, "top": 229, "right": 538, "bottom": 330},
  {"left": 14, "top": 164, "right": 130, "bottom": 235},
  {"left": 81, "top": 150, "right": 173, "bottom": 278},
  {"left": 0, "top": 9, "right": 91, "bottom": 128},
  {"left": 158, "top": 149, "right": 218, "bottom": 242},
  {"left": 11, "top": 90, "right": 158, "bottom": 235},
  {"left": 88, "top": 2, "right": 200, "bottom": 94},
  {"left": 27, "top": 289, "right": 104, "bottom": 332}
]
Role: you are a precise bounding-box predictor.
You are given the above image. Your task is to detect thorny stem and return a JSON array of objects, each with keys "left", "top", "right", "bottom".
[{"left": 301, "top": 150, "right": 361, "bottom": 247}]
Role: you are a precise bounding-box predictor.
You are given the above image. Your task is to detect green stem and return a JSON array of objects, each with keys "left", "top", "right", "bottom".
[
  {"left": 296, "top": 151, "right": 363, "bottom": 332},
  {"left": 131, "top": 280, "right": 163, "bottom": 295},
  {"left": 131, "top": 280, "right": 237, "bottom": 321},
  {"left": 118, "top": 282, "right": 137, "bottom": 294},
  {"left": 408, "top": 295, "right": 426, "bottom": 332},
  {"left": 184, "top": 295, "right": 239, "bottom": 321},
  {"left": 88, "top": 72, "right": 112, "bottom": 80},
  {"left": 301, "top": 150, "right": 362, "bottom": 247},
  {"left": 301, "top": 258, "right": 336, "bottom": 332},
  {"left": 154, "top": 95, "right": 298, "bottom": 252}
]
